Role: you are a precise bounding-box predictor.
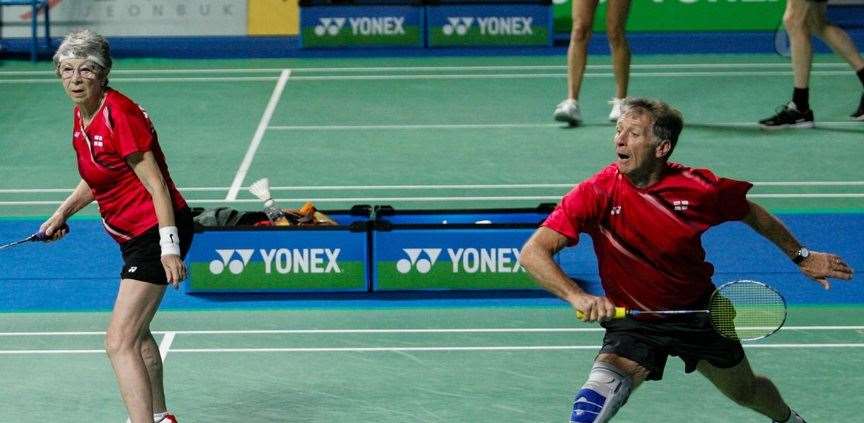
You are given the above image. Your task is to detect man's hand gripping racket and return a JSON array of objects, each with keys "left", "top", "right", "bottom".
[{"left": 575, "top": 280, "right": 788, "bottom": 341}]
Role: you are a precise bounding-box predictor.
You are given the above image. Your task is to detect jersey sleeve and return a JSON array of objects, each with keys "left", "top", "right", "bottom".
[
  {"left": 542, "top": 181, "right": 604, "bottom": 246},
  {"left": 110, "top": 104, "right": 155, "bottom": 159},
  {"left": 714, "top": 176, "right": 753, "bottom": 222}
]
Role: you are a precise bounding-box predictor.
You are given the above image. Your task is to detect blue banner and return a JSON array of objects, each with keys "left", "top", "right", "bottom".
[
  {"left": 301, "top": 5, "right": 424, "bottom": 48},
  {"left": 187, "top": 228, "right": 368, "bottom": 292},
  {"left": 427, "top": 4, "right": 552, "bottom": 47}
]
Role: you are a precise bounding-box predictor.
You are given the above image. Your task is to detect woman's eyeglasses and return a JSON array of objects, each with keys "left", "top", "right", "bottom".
[{"left": 59, "top": 63, "right": 99, "bottom": 80}]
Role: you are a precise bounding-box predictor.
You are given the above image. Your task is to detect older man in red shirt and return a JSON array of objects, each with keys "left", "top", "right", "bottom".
[{"left": 521, "top": 97, "right": 854, "bottom": 423}]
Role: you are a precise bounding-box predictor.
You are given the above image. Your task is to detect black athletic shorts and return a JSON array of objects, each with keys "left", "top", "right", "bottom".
[
  {"left": 119, "top": 207, "right": 195, "bottom": 285},
  {"left": 598, "top": 313, "right": 745, "bottom": 381}
]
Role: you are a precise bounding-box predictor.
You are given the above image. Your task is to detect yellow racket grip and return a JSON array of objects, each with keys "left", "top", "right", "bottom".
[{"left": 576, "top": 307, "right": 628, "bottom": 320}]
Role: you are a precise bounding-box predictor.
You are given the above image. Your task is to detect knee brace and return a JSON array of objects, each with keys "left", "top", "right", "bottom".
[{"left": 570, "top": 362, "right": 633, "bottom": 423}]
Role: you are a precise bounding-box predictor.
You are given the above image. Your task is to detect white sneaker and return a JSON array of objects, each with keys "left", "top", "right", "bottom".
[
  {"left": 554, "top": 99, "right": 582, "bottom": 126},
  {"left": 608, "top": 98, "right": 624, "bottom": 122}
]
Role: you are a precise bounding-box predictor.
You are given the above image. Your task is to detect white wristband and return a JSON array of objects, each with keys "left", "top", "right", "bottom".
[{"left": 159, "top": 226, "right": 181, "bottom": 257}]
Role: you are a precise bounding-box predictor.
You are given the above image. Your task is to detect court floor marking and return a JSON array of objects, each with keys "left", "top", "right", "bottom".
[
  {"left": 1, "top": 70, "right": 855, "bottom": 84},
  {"left": 1, "top": 325, "right": 861, "bottom": 336},
  {"left": 2, "top": 344, "right": 863, "bottom": 355},
  {"left": 225, "top": 69, "right": 291, "bottom": 202},
  {"left": 2, "top": 193, "right": 863, "bottom": 206},
  {"left": 2, "top": 181, "right": 864, "bottom": 195},
  {"left": 266, "top": 122, "right": 864, "bottom": 130},
  {"left": 0, "top": 61, "right": 851, "bottom": 76}
]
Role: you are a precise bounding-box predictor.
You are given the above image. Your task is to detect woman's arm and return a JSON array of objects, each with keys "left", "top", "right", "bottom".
[
  {"left": 40, "top": 179, "right": 94, "bottom": 238},
  {"left": 127, "top": 151, "right": 186, "bottom": 286}
]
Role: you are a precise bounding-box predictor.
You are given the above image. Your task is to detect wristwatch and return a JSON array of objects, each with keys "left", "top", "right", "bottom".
[{"left": 792, "top": 247, "right": 810, "bottom": 265}]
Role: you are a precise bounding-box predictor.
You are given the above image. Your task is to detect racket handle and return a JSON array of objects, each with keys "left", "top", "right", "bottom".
[
  {"left": 576, "top": 307, "right": 628, "bottom": 320},
  {"left": 33, "top": 223, "right": 70, "bottom": 241}
]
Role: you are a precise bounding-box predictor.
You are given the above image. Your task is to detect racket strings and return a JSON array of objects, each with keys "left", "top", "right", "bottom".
[{"left": 709, "top": 280, "right": 787, "bottom": 341}]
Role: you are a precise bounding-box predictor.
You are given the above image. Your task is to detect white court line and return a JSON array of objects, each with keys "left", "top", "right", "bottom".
[
  {"left": 268, "top": 123, "right": 560, "bottom": 130},
  {"left": 0, "top": 62, "right": 851, "bottom": 76},
  {"left": 159, "top": 331, "right": 176, "bottom": 360},
  {"left": 2, "top": 192, "right": 864, "bottom": 206},
  {"left": 0, "top": 70, "right": 854, "bottom": 84},
  {"left": 267, "top": 121, "right": 863, "bottom": 130},
  {"left": 225, "top": 69, "right": 291, "bottom": 201},
  {"left": 2, "top": 181, "right": 864, "bottom": 195},
  {"left": 0, "top": 77, "right": 281, "bottom": 84},
  {"left": 287, "top": 70, "right": 851, "bottom": 81},
  {"left": 0, "top": 62, "right": 852, "bottom": 76},
  {"left": 2, "top": 343, "right": 864, "bottom": 355},
  {"left": 1, "top": 325, "right": 861, "bottom": 336}
]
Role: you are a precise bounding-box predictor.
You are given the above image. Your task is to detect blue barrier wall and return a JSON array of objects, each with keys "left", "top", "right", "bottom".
[{"left": 1, "top": 213, "right": 861, "bottom": 311}]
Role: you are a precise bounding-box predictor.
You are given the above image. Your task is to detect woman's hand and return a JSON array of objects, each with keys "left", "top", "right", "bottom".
[
  {"left": 161, "top": 254, "right": 187, "bottom": 289},
  {"left": 39, "top": 214, "right": 70, "bottom": 241}
]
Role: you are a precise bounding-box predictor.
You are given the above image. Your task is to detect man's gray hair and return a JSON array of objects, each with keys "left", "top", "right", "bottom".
[
  {"left": 620, "top": 97, "right": 683, "bottom": 159},
  {"left": 53, "top": 29, "right": 112, "bottom": 79}
]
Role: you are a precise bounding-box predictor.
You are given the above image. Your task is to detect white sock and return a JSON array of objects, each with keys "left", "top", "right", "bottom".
[{"left": 153, "top": 412, "right": 169, "bottom": 422}]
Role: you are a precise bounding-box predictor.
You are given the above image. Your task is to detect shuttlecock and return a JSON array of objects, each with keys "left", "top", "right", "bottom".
[
  {"left": 250, "top": 178, "right": 290, "bottom": 225},
  {"left": 249, "top": 178, "right": 275, "bottom": 207}
]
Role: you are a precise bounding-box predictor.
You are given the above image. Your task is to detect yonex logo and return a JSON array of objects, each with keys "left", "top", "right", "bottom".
[
  {"left": 397, "top": 248, "right": 524, "bottom": 274},
  {"left": 314, "top": 17, "right": 347, "bottom": 37},
  {"left": 209, "top": 248, "right": 342, "bottom": 275},
  {"left": 673, "top": 200, "right": 689, "bottom": 211},
  {"left": 610, "top": 206, "right": 622, "bottom": 215},
  {"left": 128, "top": 266, "right": 137, "bottom": 273},
  {"left": 397, "top": 248, "right": 442, "bottom": 274},
  {"left": 443, "top": 16, "right": 533, "bottom": 36},
  {"left": 210, "top": 249, "right": 254, "bottom": 275},
  {"left": 443, "top": 17, "right": 473, "bottom": 36},
  {"left": 315, "top": 17, "right": 405, "bottom": 37}
]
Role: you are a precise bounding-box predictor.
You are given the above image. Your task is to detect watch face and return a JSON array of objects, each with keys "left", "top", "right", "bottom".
[{"left": 800, "top": 247, "right": 810, "bottom": 257}]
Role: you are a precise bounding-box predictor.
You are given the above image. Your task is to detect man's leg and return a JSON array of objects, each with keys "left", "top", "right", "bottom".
[
  {"left": 787, "top": 0, "right": 814, "bottom": 93},
  {"left": 106, "top": 280, "right": 167, "bottom": 423},
  {"left": 697, "top": 356, "right": 797, "bottom": 421},
  {"left": 806, "top": 1, "right": 864, "bottom": 118},
  {"left": 758, "top": 0, "right": 816, "bottom": 128},
  {"left": 807, "top": 3, "right": 864, "bottom": 73},
  {"left": 569, "top": 353, "right": 648, "bottom": 423}
]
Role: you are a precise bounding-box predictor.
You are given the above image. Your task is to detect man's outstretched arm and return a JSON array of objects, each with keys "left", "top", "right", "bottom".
[{"left": 742, "top": 200, "right": 854, "bottom": 289}]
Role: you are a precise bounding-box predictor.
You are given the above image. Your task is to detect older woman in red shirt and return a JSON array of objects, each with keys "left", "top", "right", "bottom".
[{"left": 41, "top": 29, "right": 191, "bottom": 423}]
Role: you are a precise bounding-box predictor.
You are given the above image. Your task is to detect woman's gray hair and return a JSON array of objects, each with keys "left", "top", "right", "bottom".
[{"left": 52, "top": 29, "right": 112, "bottom": 81}]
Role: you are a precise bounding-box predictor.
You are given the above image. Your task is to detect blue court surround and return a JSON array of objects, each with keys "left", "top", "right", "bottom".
[{"left": 0, "top": 213, "right": 861, "bottom": 311}]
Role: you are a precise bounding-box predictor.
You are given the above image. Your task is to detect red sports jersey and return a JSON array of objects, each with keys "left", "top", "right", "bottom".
[
  {"left": 543, "top": 163, "right": 752, "bottom": 311},
  {"left": 71, "top": 88, "right": 187, "bottom": 243}
]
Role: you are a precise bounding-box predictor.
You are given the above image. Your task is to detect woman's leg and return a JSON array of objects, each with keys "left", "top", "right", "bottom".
[
  {"left": 566, "top": 0, "right": 600, "bottom": 101},
  {"left": 105, "top": 279, "right": 167, "bottom": 423},
  {"left": 605, "top": 0, "right": 632, "bottom": 100}
]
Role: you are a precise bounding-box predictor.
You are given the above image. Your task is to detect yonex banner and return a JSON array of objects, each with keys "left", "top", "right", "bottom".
[
  {"left": 373, "top": 227, "right": 540, "bottom": 290},
  {"left": 552, "top": 0, "right": 785, "bottom": 34},
  {"left": 186, "top": 228, "right": 368, "bottom": 292},
  {"left": 427, "top": 4, "right": 552, "bottom": 47},
  {"left": 300, "top": 5, "right": 423, "bottom": 48}
]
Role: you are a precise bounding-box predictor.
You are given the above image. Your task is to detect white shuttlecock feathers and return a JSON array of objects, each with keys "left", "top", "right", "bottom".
[{"left": 249, "top": 178, "right": 275, "bottom": 207}]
